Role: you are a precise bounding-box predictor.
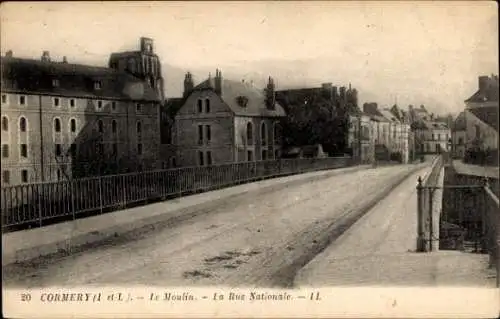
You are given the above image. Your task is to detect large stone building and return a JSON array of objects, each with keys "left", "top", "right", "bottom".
[
  {"left": 1, "top": 37, "right": 164, "bottom": 186},
  {"left": 362, "top": 103, "right": 411, "bottom": 163},
  {"left": 463, "top": 74, "right": 498, "bottom": 165},
  {"left": 168, "top": 70, "right": 286, "bottom": 167}
]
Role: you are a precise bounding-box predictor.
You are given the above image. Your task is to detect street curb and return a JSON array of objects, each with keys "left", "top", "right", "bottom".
[{"left": 3, "top": 164, "right": 373, "bottom": 268}]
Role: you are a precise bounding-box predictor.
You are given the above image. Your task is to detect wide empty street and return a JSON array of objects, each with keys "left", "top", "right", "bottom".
[{"left": 5, "top": 164, "right": 433, "bottom": 288}]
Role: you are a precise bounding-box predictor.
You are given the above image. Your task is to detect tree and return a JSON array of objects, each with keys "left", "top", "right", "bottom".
[{"left": 279, "top": 92, "right": 351, "bottom": 156}]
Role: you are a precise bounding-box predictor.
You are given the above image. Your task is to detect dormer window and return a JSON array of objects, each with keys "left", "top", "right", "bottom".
[
  {"left": 236, "top": 96, "right": 249, "bottom": 107},
  {"left": 94, "top": 81, "right": 102, "bottom": 90},
  {"left": 52, "top": 79, "right": 60, "bottom": 87}
]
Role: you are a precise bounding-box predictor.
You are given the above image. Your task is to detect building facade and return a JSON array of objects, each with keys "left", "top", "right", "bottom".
[
  {"left": 463, "top": 75, "right": 499, "bottom": 165},
  {"left": 408, "top": 104, "right": 451, "bottom": 155},
  {"left": 451, "top": 111, "right": 467, "bottom": 159},
  {"left": 1, "top": 37, "right": 163, "bottom": 186},
  {"left": 172, "top": 70, "right": 286, "bottom": 167}
]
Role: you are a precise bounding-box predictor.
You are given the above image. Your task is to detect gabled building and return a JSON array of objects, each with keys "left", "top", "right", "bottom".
[
  {"left": 0, "top": 37, "right": 164, "bottom": 186},
  {"left": 463, "top": 74, "right": 499, "bottom": 165},
  {"left": 172, "top": 70, "right": 286, "bottom": 167}
]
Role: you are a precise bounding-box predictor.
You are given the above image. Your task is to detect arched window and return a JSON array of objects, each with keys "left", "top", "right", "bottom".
[
  {"left": 19, "top": 117, "right": 27, "bottom": 132},
  {"left": 97, "top": 120, "right": 103, "bottom": 133},
  {"left": 70, "top": 119, "right": 76, "bottom": 133},
  {"left": 197, "top": 99, "right": 203, "bottom": 113},
  {"left": 1, "top": 116, "right": 8, "bottom": 131},
  {"left": 261, "top": 122, "right": 267, "bottom": 145},
  {"left": 136, "top": 121, "right": 142, "bottom": 134},
  {"left": 112, "top": 120, "right": 117, "bottom": 133},
  {"left": 205, "top": 98, "right": 211, "bottom": 113},
  {"left": 54, "top": 118, "right": 61, "bottom": 132},
  {"left": 246, "top": 122, "right": 253, "bottom": 145}
]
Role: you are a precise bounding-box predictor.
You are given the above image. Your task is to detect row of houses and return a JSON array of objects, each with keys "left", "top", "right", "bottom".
[{"left": 0, "top": 37, "right": 457, "bottom": 186}]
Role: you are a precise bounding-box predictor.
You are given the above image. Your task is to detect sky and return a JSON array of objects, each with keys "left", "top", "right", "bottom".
[{"left": 1, "top": 1, "right": 498, "bottom": 115}]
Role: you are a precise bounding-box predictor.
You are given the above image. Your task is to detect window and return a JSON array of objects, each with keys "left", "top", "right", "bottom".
[
  {"left": 273, "top": 123, "right": 281, "bottom": 144},
  {"left": 57, "top": 169, "right": 61, "bottom": 181},
  {"left": 21, "top": 169, "right": 28, "bottom": 183},
  {"left": 94, "top": 81, "right": 102, "bottom": 90},
  {"left": 261, "top": 122, "right": 267, "bottom": 145},
  {"left": 52, "top": 79, "right": 60, "bottom": 87},
  {"left": 97, "top": 120, "right": 103, "bottom": 133},
  {"left": 393, "top": 128, "right": 396, "bottom": 139},
  {"left": 136, "top": 121, "right": 142, "bottom": 134},
  {"left": 70, "top": 119, "right": 76, "bottom": 133},
  {"left": 136, "top": 103, "right": 142, "bottom": 112},
  {"left": 458, "top": 137, "right": 464, "bottom": 145},
  {"left": 55, "top": 144, "right": 62, "bottom": 156},
  {"left": 19, "top": 95, "right": 26, "bottom": 105},
  {"left": 246, "top": 122, "right": 253, "bottom": 145},
  {"left": 111, "top": 101, "right": 116, "bottom": 110},
  {"left": 2, "top": 144, "right": 9, "bottom": 158},
  {"left": 112, "top": 143, "right": 118, "bottom": 156},
  {"left": 206, "top": 151, "right": 212, "bottom": 165},
  {"left": 275, "top": 150, "right": 280, "bottom": 159},
  {"left": 197, "top": 99, "right": 203, "bottom": 113},
  {"left": 198, "top": 151, "right": 204, "bottom": 166},
  {"left": 69, "top": 99, "right": 75, "bottom": 108},
  {"left": 2, "top": 116, "right": 8, "bottom": 131},
  {"left": 70, "top": 143, "right": 77, "bottom": 157},
  {"left": 18, "top": 117, "right": 27, "bottom": 132},
  {"left": 53, "top": 97, "right": 60, "bottom": 107},
  {"left": 261, "top": 149, "right": 267, "bottom": 161},
  {"left": 205, "top": 125, "right": 211, "bottom": 143},
  {"left": 20, "top": 144, "right": 27, "bottom": 158},
  {"left": 137, "top": 143, "right": 143, "bottom": 155},
  {"left": 247, "top": 150, "right": 253, "bottom": 161},
  {"left": 205, "top": 99, "right": 211, "bottom": 113},
  {"left": 112, "top": 120, "right": 117, "bottom": 133},
  {"left": 1, "top": 94, "right": 6, "bottom": 104},
  {"left": 198, "top": 125, "right": 203, "bottom": 144},
  {"left": 2, "top": 170, "right": 10, "bottom": 184},
  {"left": 54, "top": 118, "right": 61, "bottom": 132},
  {"left": 438, "top": 134, "right": 441, "bottom": 141},
  {"left": 97, "top": 100, "right": 103, "bottom": 109}
]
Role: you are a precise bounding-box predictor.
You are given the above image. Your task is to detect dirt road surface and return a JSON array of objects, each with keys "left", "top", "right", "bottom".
[{"left": 4, "top": 165, "right": 422, "bottom": 288}]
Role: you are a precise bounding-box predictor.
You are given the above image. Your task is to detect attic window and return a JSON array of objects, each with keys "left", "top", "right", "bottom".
[
  {"left": 52, "top": 79, "right": 60, "bottom": 87},
  {"left": 94, "top": 81, "right": 102, "bottom": 90},
  {"left": 236, "top": 96, "right": 248, "bottom": 107}
]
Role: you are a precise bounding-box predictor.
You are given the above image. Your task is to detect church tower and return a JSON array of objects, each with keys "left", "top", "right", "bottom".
[{"left": 108, "top": 37, "right": 165, "bottom": 101}]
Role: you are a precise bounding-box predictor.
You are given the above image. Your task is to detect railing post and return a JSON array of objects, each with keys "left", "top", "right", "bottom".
[
  {"left": 71, "top": 179, "right": 76, "bottom": 221},
  {"left": 37, "top": 184, "right": 43, "bottom": 228},
  {"left": 98, "top": 175, "right": 103, "bottom": 214},
  {"left": 416, "top": 176, "right": 425, "bottom": 252}
]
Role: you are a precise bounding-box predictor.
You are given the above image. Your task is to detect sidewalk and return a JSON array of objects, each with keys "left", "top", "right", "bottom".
[
  {"left": 295, "top": 166, "right": 496, "bottom": 287},
  {"left": 453, "top": 160, "right": 499, "bottom": 179},
  {"left": 2, "top": 165, "right": 370, "bottom": 267}
]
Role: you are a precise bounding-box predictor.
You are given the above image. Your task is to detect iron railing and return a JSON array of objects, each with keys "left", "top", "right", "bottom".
[{"left": 1, "top": 156, "right": 354, "bottom": 232}]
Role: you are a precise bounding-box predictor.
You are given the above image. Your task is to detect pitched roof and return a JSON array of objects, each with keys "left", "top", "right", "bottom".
[
  {"left": 411, "top": 120, "right": 448, "bottom": 130},
  {"left": 1, "top": 56, "right": 160, "bottom": 102},
  {"left": 465, "top": 78, "right": 499, "bottom": 103},
  {"left": 468, "top": 106, "right": 499, "bottom": 132},
  {"left": 379, "top": 109, "right": 400, "bottom": 123},
  {"left": 193, "top": 78, "right": 286, "bottom": 117}
]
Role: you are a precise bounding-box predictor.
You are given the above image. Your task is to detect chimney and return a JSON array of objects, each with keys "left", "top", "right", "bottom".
[
  {"left": 478, "top": 75, "right": 490, "bottom": 92},
  {"left": 214, "top": 69, "right": 222, "bottom": 95},
  {"left": 62, "top": 56, "right": 68, "bottom": 63},
  {"left": 266, "top": 76, "right": 276, "bottom": 110},
  {"left": 5, "top": 50, "right": 13, "bottom": 58},
  {"left": 41, "top": 51, "right": 51, "bottom": 62},
  {"left": 183, "top": 72, "right": 194, "bottom": 98}
]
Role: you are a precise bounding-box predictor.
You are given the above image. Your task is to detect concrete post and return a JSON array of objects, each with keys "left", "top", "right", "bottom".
[{"left": 416, "top": 176, "right": 425, "bottom": 252}]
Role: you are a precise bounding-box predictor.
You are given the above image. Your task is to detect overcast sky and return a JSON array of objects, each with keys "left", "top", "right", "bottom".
[{"left": 1, "top": 1, "right": 498, "bottom": 114}]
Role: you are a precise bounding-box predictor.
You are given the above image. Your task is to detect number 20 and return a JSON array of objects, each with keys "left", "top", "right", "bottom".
[{"left": 21, "top": 294, "right": 31, "bottom": 302}]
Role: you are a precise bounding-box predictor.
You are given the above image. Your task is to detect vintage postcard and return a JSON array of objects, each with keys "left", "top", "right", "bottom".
[{"left": 1, "top": 1, "right": 499, "bottom": 318}]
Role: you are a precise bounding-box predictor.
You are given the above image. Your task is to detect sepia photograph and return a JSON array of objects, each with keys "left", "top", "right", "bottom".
[{"left": 1, "top": 1, "right": 499, "bottom": 318}]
